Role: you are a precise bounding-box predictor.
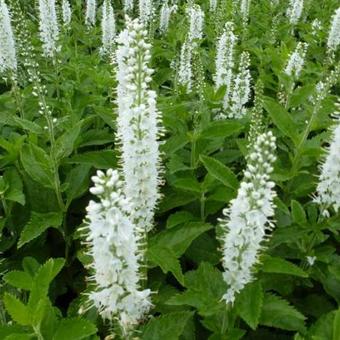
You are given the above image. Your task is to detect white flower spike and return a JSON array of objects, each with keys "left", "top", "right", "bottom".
[
  {"left": 85, "top": 0, "right": 96, "bottom": 26},
  {"left": 0, "top": 0, "right": 17, "bottom": 76},
  {"left": 100, "top": 0, "right": 116, "bottom": 56},
  {"left": 85, "top": 169, "right": 152, "bottom": 335},
  {"left": 61, "top": 0, "right": 72, "bottom": 26},
  {"left": 220, "top": 131, "right": 277, "bottom": 304},
  {"left": 327, "top": 7, "right": 340, "bottom": 52},
  {"left": 38, "top": 0, "right": 60, "bottom": 58},
  {"left": 115, "top": 16, "right": 162, "bottom": 233}
]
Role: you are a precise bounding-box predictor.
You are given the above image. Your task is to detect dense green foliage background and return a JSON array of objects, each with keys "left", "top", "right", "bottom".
[{"left": 0, "top": 0, "right": 340, "bottom": 339}]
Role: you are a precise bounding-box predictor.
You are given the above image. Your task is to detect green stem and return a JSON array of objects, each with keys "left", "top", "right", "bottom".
[{"left": 11, "top": 77, "right": 24, "bottom": 119}]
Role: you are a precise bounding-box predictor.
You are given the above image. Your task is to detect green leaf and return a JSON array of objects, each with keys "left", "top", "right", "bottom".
[
  {"left": 260, "top": 293, "right": 306, "bottom": 332},
  {"left": 261, "top": 255, "right": 308, "bottom": 278},
  {"left": 149, "top": 222, "right": 212, "bottom": 257},
  {"left": 18, "top": 212, "right": 63, "bottom": 248},
  {"left": 0, "top": 325, "right": 26, "bottom": 339},
  {"left": 55, "top": 122, "right": 82, "bottom": 160},
  {"left": 166, "top": 211, "right": 194, "bottom": 229},
  {"left": 29, "top": 258, "right": 65, "bottom": 308},
  {"left": 291, "top": 200, "right": 307, "bottom": 225},
  {"left": 142, "top": 312, "right": 193, "bottom": 340},
  {"left": 235, "top": 281, "right": 263, "bottom": 330},
  {"left": 200, "top": 121, "right": 243, "bottom": 139},
  {"left": 333, "top": 309, "right": 340, "bottom": 340},
  {"left": 200, "top": 155, "right": 238, "bottom": 190},
  {"left": 65, "top": 150, "right": 116, "bottom": 169},
  {"left": 3, "top": 293, "right": 30, "bottom": 326},
  {"left": 3, "top": 271, "right": 33, "bottom": 290},
  {"left": 263, "top": 98, "right": 299, "bottom": 145},
  {"left": 167, "top": 262, "right": 227, "bottom": 316},
  {"left": 3, "top": 168, "right": 25, "bottom": 205},
  {"left": 53, "top": 318, "right": 97, "bottom": 340},
  {"left": 65, "top": 164, "right": 91, "bottom": 207},
  {"left": 21, "top": 143, "right": 54, "bottom": 189},
  {"left": 147, "top": 246, "right": 184, "bottom": 285}
]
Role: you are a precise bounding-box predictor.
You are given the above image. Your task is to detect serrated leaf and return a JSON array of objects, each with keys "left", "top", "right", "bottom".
[
  {"left": 260, "top": 293, "right": 306, "bottom": 332},
  {"left": 263, "top": 98, "right": 299, "bottom": 145},
  {"left": 3, "top": 168, "right": 25, "bottom": 205},
  {"left": 142, "top": 312, "right": 193, "bottom": 340},
  {"left": 21, "top": 143, "right": 54, "bottom": 189},
  {"left": 147, "top": 246, "right": 184, "bottom": 285},
  {"left": 18, "top": 212, "right": 63, "bottom": 248},
  {"left": 53, "top": 318, "right": 97, "bottom": 340},
  {"left": 3, "top": 271, "right": 33, "bottom": 290},
  {"left": 200, "top": 155, "right": 238, "bottom": 190},
  {"left": 3, "top": 293, "right": 30, "bottom": 326},
  {"left": 149, "top": 222, "right": 212, "bottom": 257},
  {"left": 261, "top": 255, "right": 308, "bottom": 278},
  {"left": 167, "top": 262, "right": 227, "bottom": 316},
  {"left": 235, "top": 281, "right": 263, "bottom": 330},
  {"left": 29, "top": 258, "right": 65, "bottom": 308},
  {"left": 291, "top": 200, "right": 307, "bottom": 225}
]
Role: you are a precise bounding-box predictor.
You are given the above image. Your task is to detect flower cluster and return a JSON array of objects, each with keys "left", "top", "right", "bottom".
[
  {"left": 225, "top": 51, "right": 252, "bottom": 119},
  {"left": 286, "top": 0, "right": 304, "bottom": 26},
  {"left": 178, "top": 39, "right": 193, "bottom": 92},
  {"left": 220, "top": 131, "right": 277, "bottom": 304},
  {"left": 139, "top": 0, "right": 153, "bottom": 25},
  {"left": 38, "top": 0, "right": 60, "bottom": 58},
  {"left": 214, "top": 22, "right": 237, "bottom": 93},
  {"left": 0, "top": 0, "right": 17, "bottom": 77},
  {"left": 248, "top": 80, "right": 265, "bottom": 147},
  {"left": 85, "top": 0, "right": 96, "bottom": 26},
  {"left": 115, "top": 17, "right": 162, "bottom": 233},
  {"left": 284, "top": 42, "right": 308, "bottom": 79},
  {"left": 85, "top": 169, "right": 151, "bottom": 335},
  {"left": 314, "top": 107, "right": 340, "bottom": 215},
  {"left": 186, "top": 4, "right": 204, "bottom": 42},
  {"left": 327, "top": 7, "right": 340, "bottom": 52},
  {"left": 240, "top": 0, "right": 251, "bottom": 25},
  {"left": 210, "top": 0, "right": 217, "bottom": 12},
  {"left": 159, "top": 1, "right": 177, "bottom": 34},
  {"left": 100, "top": 0, "right": 116, "bottom": 56},
  {"left": 61, "top": 0, "right": 72, "bottom": 26},
  {"left": 178, "top": 4, "right": 204, "bottom": 92},
  {"left": 123, "top": 0, "right": 134, "bottom": 12}
]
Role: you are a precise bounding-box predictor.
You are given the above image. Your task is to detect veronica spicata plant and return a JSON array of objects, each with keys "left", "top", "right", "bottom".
[
  {"left": 115, "top": 16, "right": 162, "bottom": 233},
  {"left": 220, "top": 131, "right": 277, "bottom": 304},
  {"left": 84, "top": 170, "right": 152, "bottom": 336}
]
